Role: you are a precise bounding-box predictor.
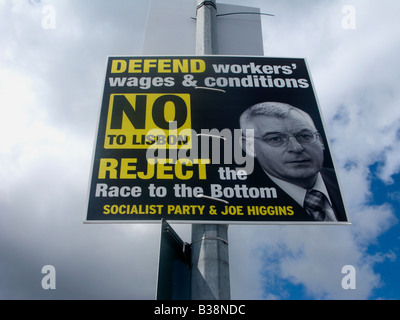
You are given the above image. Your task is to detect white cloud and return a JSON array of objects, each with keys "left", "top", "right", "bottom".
[
  {"left": 0, "top": 0, "right": 159, "bottom": 299},
  {"left": 226, "top": 0, "right": 400, "bottom": 300},
  {"left": 1, "top": 0, "right": 399, "bottom": 300}
]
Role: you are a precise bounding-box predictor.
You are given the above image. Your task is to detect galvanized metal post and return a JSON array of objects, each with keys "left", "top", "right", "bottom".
[
  {"left": 195, "top": 0, "right": 218, "bottom": 55},
  {"left": 191, "top": 224, "right": 230, "bottom": 299},
  {"left": 191, "top": 0, "right": 230, "bottom": 300}
]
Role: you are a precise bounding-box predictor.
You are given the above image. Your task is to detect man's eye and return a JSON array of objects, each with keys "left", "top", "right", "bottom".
[
  {"left": 297, "top": 133, "right": 313, "bottom": 141},
  {"left": 267, "top": 135, "right": 283, "bottom": 143}
]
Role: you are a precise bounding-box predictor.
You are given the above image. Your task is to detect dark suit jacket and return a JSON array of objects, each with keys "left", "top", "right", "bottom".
[
  {"left": 319, "top": 167, "right": 347, "bottom": 221},
  {"left": 241, "top": 162, "right": 348, "bottom": 222}
]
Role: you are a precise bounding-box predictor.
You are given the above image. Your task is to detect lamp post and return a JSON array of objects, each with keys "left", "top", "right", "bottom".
[{"left": 190, "top": 0, "right": 230, "bottom": 300}]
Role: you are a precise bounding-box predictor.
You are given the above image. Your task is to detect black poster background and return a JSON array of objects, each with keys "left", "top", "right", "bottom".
[{"left": 86, "top": 56, "right": 348, "bottom": 224}]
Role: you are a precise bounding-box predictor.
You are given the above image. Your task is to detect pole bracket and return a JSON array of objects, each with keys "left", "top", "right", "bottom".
[{"left": 191, "top": 236, "right": 229, "bottom": 246}]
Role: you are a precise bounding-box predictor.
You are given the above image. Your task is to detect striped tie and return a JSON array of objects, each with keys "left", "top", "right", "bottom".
[{"left": 304, "top": 189, "right": 326, "bottom": 221}]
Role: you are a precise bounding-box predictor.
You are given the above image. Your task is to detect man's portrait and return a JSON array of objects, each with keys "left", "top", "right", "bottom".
[{"left": 240, "top": 101, "right": 347, "bottom": 222}]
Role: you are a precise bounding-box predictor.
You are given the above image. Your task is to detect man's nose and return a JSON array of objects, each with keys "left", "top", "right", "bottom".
[{"left": 286, "top": 136, "right": 304, "bottom": 152}]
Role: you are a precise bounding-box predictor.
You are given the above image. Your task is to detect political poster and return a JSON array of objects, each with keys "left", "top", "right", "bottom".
[{"left": 85, "top": 56, "right": 349, "bottom": 224}]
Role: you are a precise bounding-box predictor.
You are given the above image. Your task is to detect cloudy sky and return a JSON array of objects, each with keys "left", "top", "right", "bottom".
[{"left": 1, "top": 0, "right": 400, "bottom": 300}]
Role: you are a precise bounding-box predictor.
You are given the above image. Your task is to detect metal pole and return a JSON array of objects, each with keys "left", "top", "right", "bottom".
[
  {"left": 191, "top": 0, "right": 230, "bottom": 300},
  {"left": 195, "top": 0, "right": 218, "bottom": 55}
]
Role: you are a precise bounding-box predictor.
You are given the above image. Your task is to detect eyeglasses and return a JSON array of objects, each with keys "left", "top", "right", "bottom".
[{"left": 253, "top": 130, "right": 320, "bottom": 147}]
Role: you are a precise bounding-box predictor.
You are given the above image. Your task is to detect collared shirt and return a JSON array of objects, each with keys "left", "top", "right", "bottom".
[{"left": 267, "top": 172, "right": 337, "bottom": 221}]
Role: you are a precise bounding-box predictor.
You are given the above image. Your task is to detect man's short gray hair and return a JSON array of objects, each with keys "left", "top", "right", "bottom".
[{"left": 239, "top": 101, "right": 315, "bottom": 129}]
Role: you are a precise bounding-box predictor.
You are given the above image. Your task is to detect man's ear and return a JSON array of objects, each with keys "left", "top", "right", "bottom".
[
  {"left": 316, "top": 133, "right": 325, "bottom": 150},
  {"left": 240, "top": 130, "right": 256, "bottom": 158}
]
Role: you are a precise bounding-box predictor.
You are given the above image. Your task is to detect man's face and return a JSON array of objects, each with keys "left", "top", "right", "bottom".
[{"left": 249, "top": 110, "right": 325, "bottom": 188}]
